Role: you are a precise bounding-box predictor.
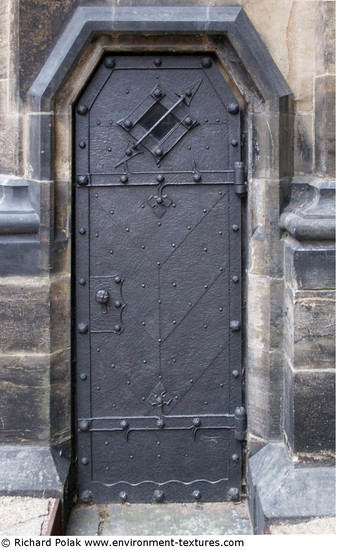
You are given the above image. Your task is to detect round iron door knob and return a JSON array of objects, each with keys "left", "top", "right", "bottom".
[
  {"left": 114, "top": 276, "right": 121, "bottom": 284},
  {"left": 77, "top": 175, "right": 88, "bottom": 186},
  {"left": 230, "top": 320, "right": 241, "bottom": 332},
  {"left": 124, "top": 119, "right": 132, "bottom": 129},
  {"left": 77, "top": 104, "right": 88, "bottom": 115},
  {"left": 78, "top": 323, "right": 88, "bottom": 334},
  {"left": 115, "top": 300, "right": 122, "bottom": 308},
  {"left": 95, "top": 289, "right": 109, "bottom": 304},
  {"left": 155, "top": 148, "right": 163, "bottom": 157},
  {"left": 81, "top": 490, "right": 92, "bottom": 503},
  {"left": 78, "top": 420, "right": 90, "bottom": 432},
  {"left": 192, "top": 490, "right": 201, "bottom": 501},
  {"left": 156, "top": 419, "right": 165, "bottom": 429},
  {"left": 119, "top": 491, "right": 128, "bottom": 503},
  {"left": 153, "top": 489, "right": 165, "bottom": 503},
  {"left": 201, "top": 57, "right": 212, "bottom": 68},
  {"left": 228, "top": 487, "right": 240, "bottom": 501},
  {"left": 120, "top": 175, "right": 128, "bottom": 184},
  {"left": 114, "top": 324, "right": 122, "bottom": 333},
  {"left": 104, "top": 56, "right": 116, "bottom": 69},
  {"left": 227, "top": 103, "right": 239, "bottom": 115}
]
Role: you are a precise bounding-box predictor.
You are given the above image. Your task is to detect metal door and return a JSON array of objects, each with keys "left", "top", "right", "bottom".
[{"left": 75, "top": 54, "right": 245, "bottom": 504}]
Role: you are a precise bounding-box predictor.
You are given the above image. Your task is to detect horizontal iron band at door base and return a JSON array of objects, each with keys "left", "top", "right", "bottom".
[{"left": 76, "top": 174, "right": 237, "bottom": 187}]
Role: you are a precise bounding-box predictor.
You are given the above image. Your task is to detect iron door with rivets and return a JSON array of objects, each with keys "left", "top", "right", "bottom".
[{"left": 75, "top": 54, "right": 245, "bottom": 504}]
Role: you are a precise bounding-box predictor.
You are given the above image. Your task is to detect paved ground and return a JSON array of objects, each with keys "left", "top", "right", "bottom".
[
  {"left": 0, "top": 497, "right": 56, "bottom": 536},
  {"left": 66, "top": 501, "right": 253, "bottom": 536}
]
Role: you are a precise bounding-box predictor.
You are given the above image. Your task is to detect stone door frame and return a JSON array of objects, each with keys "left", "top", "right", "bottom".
[{"left": 18, "top": 5, "right": 292, "bottom": 502}]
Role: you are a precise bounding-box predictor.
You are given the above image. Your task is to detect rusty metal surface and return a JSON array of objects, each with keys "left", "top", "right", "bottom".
[{"left": 75, "top": 54, "right": 244, "bottom": 503}]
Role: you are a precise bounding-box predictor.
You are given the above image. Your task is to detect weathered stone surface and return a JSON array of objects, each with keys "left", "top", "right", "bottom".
[
  {"left": 0, "top": 113, "right": 20, "bottom": 175},
  {"left": 0, "top": 355, "right": 50, "bottom": 442},
  {"left": 315, "top": 0, "right": 336, "bottom": 77},
  {"left": 0, "top": 278, "right": 50, "bottom": 353},
  {"left": 268, "top": 517, "right": 336, "bottom": 535},
  {"left": 251, "top": 114, "right": 280, "bottom": 179},
  {"left": 50, "top": 275, "right": 71, "bottom": 353},
  {"left": 0, "top": 496, "right": 55, "bottom": 534},
  {"left": 284, "top": 288, "right": 335, "bottom": 370},
  {"left": 284, "top": 237, "right": 335, "bottom": 291},
  {"left": 50, "top": 349, "right": 71, "bottom": 442},
  {"left": 248, "top": 442, "right": 336, "bottom": 534},
  {"left": 0, "top": 1, "right": 8, "bottom": 81},
  {"left": 246, "top": 345, "right": 283, "bottom": 440},
  {"left": 294, "top": 114, "right": 313, "bottom": 175},
  {"left": 315, "top": 75, "right": 335, "bottom": 178}
]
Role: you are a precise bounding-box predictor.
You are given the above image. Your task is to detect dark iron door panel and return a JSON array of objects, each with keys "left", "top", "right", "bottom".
[{"left": 75, "top": 54, "right": 245, "bottom": 504}]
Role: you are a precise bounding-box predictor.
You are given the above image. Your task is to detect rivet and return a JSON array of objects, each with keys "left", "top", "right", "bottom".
[
  {"left": 187, "top": 145, "right": 191, "bottom": 150},
  {"left": 120, "top": 175, "right": 128, "bottom": 184},
  {"left": 119, "top": 491, "right": 127, "bottom": 503},
  {"left": 153, "top": 489, "right": 165, "bottom": 503},
  {"left": 157, "top": 174, "right": 165, "bottom": 183},
  {"left": 110, "top": 250, "right": 113, "bottom": 254},
  {"left": 185, "top": 116, "right": 193, "bottom": 127},
  {"left": 120, "top": 420, "right": 129, "bottom": 429},
  {"left": 97, "top": 386, "right": 100, "bottom": 390},
  {"left": 201, "top": 57, "right": 212, "bottom": 68},
  {"left": 153, "top": 88, "right": 162, "bottom": 99},
  {"left": 124, "top": 119, "right": 132, "bottom": 129},
  {"left": 173, "top": 358, "right": 176, "bottom": 363},
  {"left": 204, "top": 324, "right": 207, "bottom": 329},
  {"left": 219, "top": 307, "right": 223, "bottom": 312},
  {"left": 219, "top": 267, "right": 223, "bottom": 271},
  {"left": 127, "top": 381, "right": 130, "bottom": 385},
  {"left": 79, "top": 141, "right": 86, "bottom": 149},
  {"left": 77, "top": 105, "right": 88, "bottom": 115},
  {"left": 79, "top": 420, "right": 90, "bottom": 432},
  {"left": 109, "top": 120, "right": 113, "bottom": 125},
  {"left": 216, "top": 118, "right": 220, "bottom": 123},
  {"left": 95, "top": 233, "right": 99, "bottom": 237},
  {"left": 157, "top": 261, "right": 161, "bottom": 266},
  {"left": 141, "top": 283, "right": 145, "bottom": 288},
  {"left": 155, "top": 148, "right": 163, "bottom": 157},
  {"left": 143, "top": 359, "right": 147, "bottom": 364},
  {"left": 172, "top": 203, "right": 176, "bottom": 207},
  {"left": 204, "top": 401, "right": 208, "bottom": 405},
  {"left": 95, "top": 194, "right": 98, "bottom": 198},
  {"left": 203, "top": 209, "right": 207, "bottom": 213},
  {"left": 193, "top": 418, "right": 201, "bottom": 427},
  {"left": 158, "top": 299, "right": 162, "bottom": 304},
  {"left": 219, "top": 191, "right": 223, "bottom": 195},
  {"left": 172, "top": 243, "right": 175, "bottom": 247},
  {"left": 97, "top": 348, "right": 100, "bottom": 352},
  {"left": 157, "top": 419, "right": 165, "bottom": 429},
  {"left": 232, "top": 454, "right": 239, "bottom": 462},
  {"left": 141, "top": 245, "right": 145, "bottom": 249},
  {"left": 156, "top": 196, "right": 163, "bottom": 204},
  {"left": 230, "top": 320, "right": 241, "bottom": 332},
  {"left": 173, "top": 320, "right": 176, "bottom": 324},
  {"left": 81, "top": 490, "right": 92, "bottom": 503},
  {"left": 206, "top": 145, "right": 209, "bottom": 150},
  {"left": 219, "top": 231, "right": 222, "bottom": 235},
  {"left": 172, "top": 282, "right": 177, "bottom": 287},
  {"left": 114, "top": 324, "right": 122, "bottom": 332},
  {"left": 115, "top": 300, "right": 122, "bottom": 308},
  {"left": 114, "top": 275, "right": 121, "bottom": 284},
  {"left": 193, "top": 173, "right": 201, "bottom": 182},
  {"left": 154, "top": 58, "right": 162, "bottom": 66},
  {"left": 79, "top": 278, "right": 86, "bottom": 285},
  {"left": 125, "top": 227, "right": 130, "bottom": 232},
  {"left": 106, "top": 467, "right": 109, "bottom": 471},
  {"left": 96, "top": 120, "right": 101, "bottom": 126},
  {"left": 175, "top": 395, "right": 179, "bottom": 400},
  {"left": 142, "top": 397, "right": 145, "bottom": 401},
  {"left": 232, "top": 224, "right": 239, "bottom": 232},
  {"left": 125, "top": 90, "right": 129, "bottom": 94},
  {"left": 157, "top": 454, "right": 161, "bottom": 458},
  {"left": 232, "top": 370, "right": 239, "bottom": 378},
  {"left": 126, "top": 149, "right": 132, "bottom": 156},
  {"left": 80, "top": 373, "right": 87, "bottom": 381},
  {"left": 77, "top": 175, "right": 88, "bottom": 186},
  {"left": 220, "top": 383, "right": 224, "bottom": 387},
  {"left": 142, "top": 321, "right": 146, "bottom": 326},
  {"left": 187, "top": 226, "right": 191, "bottom": 230},
  {"left": 192, "top": 490, "right": 201, "bottom": 501},
  {"left": 111, "top": 364, "right": 115, "bottom": 368},
  {"left": 81, "top": 457, "right": 89, "bottom": 465},
  {"left": 231, "top": 139, "right": 238, "bottom": 147},
  {"left": 203, "top": 247, "right": 208, "bottom": 252},
  {"left": 188, "top": 302, "right": 192, "bottom": 306},
  {"left": 190, "top": 379, "right": 193, "bottom": 384},
  {"left": 104, "top": 56, "right": 116, "bottom": 69},
  {"left": 228, "top": 103, "right": 239, "bottom": 115},
  {"left": 141, "top": 204, "right": 145, "bottom": 208},
  {"left": 204, "top": 285, "right": 208, "bottom": 289},
  {"left": 78, "top": 323, "right": 88, "bottom": 334},
  {"left": 158, "top": 339, "right": 162, "bottom": 343},
  {"left": 232, "top": 275, "right": 239, "bottom": 283},
  {"left": 228, "top": 487, "right": 240, "bottom": 501},
  {"left": 110, "top": 210, "right": 114, "bottom": 214},
  {"left": 185, "top": 89, "right": 192, "bottom": 97}
]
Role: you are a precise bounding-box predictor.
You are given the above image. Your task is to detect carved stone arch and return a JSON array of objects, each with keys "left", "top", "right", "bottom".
[{"left": 18, "top": 3, "right": 292, "bottom": 514}]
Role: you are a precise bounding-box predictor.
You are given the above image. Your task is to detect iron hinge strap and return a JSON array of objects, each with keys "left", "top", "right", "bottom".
[{"left": 234, "top": 161, "right": 247, "bottom": 196}]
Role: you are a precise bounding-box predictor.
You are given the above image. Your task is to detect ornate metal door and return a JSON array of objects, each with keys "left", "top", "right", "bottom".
[{"left": 75, "top": 54, "right": 246, "bottom": 504}]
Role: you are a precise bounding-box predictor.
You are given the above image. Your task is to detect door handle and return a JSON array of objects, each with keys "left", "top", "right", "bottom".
[{"left": 95, "top": 289, "right": 109, "bottom": 313}]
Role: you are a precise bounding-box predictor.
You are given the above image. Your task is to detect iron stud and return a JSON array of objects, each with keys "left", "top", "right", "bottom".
[
  {"left": 114, "top": 324, "right": 122, "bottom": 332},
  {"left": 192, "top": 490, "right": 201, "bottom": 501},
  {"left": 126, "top": 149, "right": 132, "bottom": 156},
  {"left": 79, "top": 278, "right": 86, "bottom": 285},
  {"left": 228, "top": 487, "right": 240, "bottom": 501},
  {"left": 78, "top": 323, "right": 88, "bottom": 334},
  {"left": 153, "top": 88, "right": 162, "bottom": 99},
  {"left": 232, "top": 224, "right": 239, "bottom": 232},
  {"left": 114, "top": 275, "right": 121, "bottom": 284},
  {"left": 77, "top": 175, "right": 88, "bottom": 186},
  {"left": 232, "top": 454, "right": 239, "bottom": 462},
  {"left": 193, "top": 417, "right": 201, "bottom": 427},
  {"left": 154, "top": 58, "right": 162, "bottom": 66},
  {"left": 79, "top": 228, "right": 86, "bottom": 235},
  {"left": 201, "top": 57, "right": 212, "bottom": 68},
  {"left": 81, "top": 457, "right": 89, "bottom": 465},
  {"left": 79, "top": 141, "right": 86, "bottom": 149},
  {"left": 232, "top": 275, "right": 239, "bottom": 283},
  {"left": 185, "top": 89, "right": 192, "bottom": 97},
  {"left": 156, "top": 419, "right": 165, "bottom": 429},
  {"left": 80, "top": 373, "right": 87, "bottom": 381},
  {"left": 119, "top": 491, "right": 128, "bottom": 503},
  {"left": 120, "top": 175, "right": 128, "bottom": 184},
  {"left": 193, "top": 173, "right": 201, "bottom": 182},
  {"left": 156, "top": 174, "right": 165, "bottom": 183},
  {"left": 153, "top": 489, "right": 165, "bottom": 503},
  {"left": 227, "top": 103, "right": 239, "bottom": 115},
  {"left": 230, "top": 320, "right": 241, "bottom": 332},
  {"left": 115, "top": 300, "right": 122, "bottom": 308},
  {"left": 231, "top": 139, "right": 238, "bottom": 147},
  {"left": 79, "top": 420, "right": 90, "bottom": 432},
  {"left": 124, "top": 119, "right": 132, "bottom": 129},
  {"left": 104, "top": 56, "right": 116, "bottom": 69},
  {"left": 77, "top": 104, "right": 88, "bottom": 115},
  {"left": 232, "top": 370, "right": 239, "bottom": 378},
  {"left": 185, "top": 116, "right": 193, "bottom": 127},
  {"left": 81, "top": 490, "right": 92, "bottom": 503},
  {"left": 156, "top": 196, "right": 163, "bottom": 204},
  {"left": 120, "top": 420, "right": 129, "bottom": 429},
  {"left": 155, "top": 148, "right": 163, "bottom": 157}
]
